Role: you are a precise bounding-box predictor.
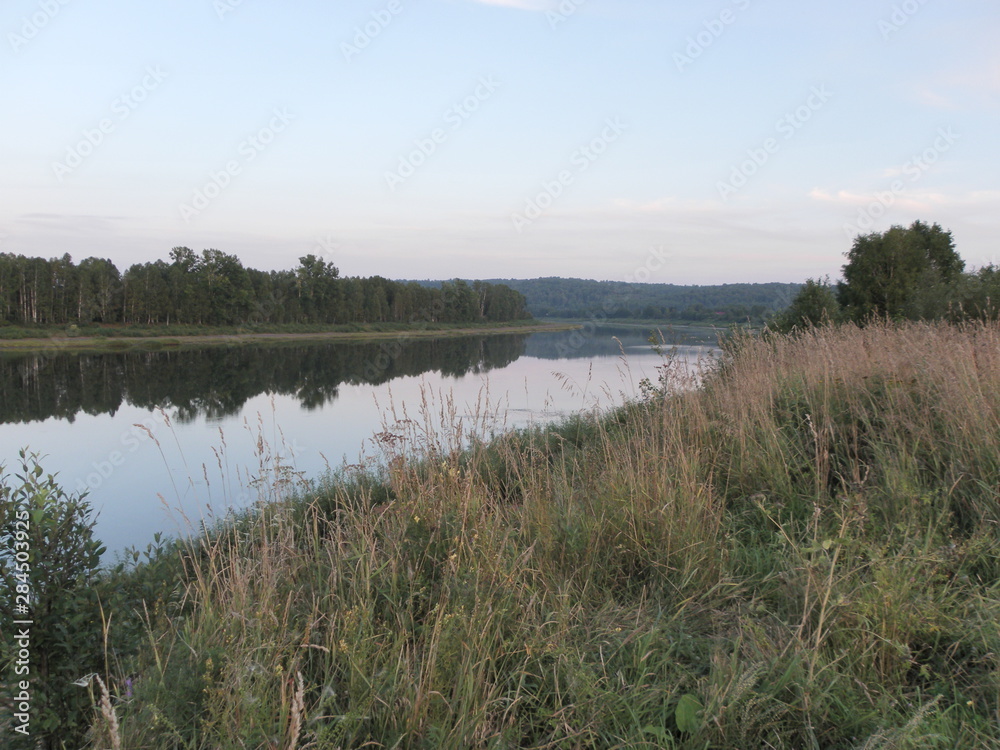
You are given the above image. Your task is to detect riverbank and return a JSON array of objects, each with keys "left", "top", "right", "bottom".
[
  {"left": 0, "top": 320, "right": 576, "bottom": 352},
  {"left": 7, "top": 321, "right": 1000, "bottom": 748}
]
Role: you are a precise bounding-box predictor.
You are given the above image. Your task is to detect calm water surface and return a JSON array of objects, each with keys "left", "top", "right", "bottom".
[{"left": 0, "top": 325, "right": 719, "bottom": 555}]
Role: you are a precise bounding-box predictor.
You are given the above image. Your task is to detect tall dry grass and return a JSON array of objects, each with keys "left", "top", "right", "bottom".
[{"left": 92, "top": 320, "right": 1000, "bottom": 749}]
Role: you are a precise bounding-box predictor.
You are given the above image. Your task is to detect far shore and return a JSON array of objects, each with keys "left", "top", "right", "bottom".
[{"left": 0, "top": 321, "right": 581, "bottom": 353}]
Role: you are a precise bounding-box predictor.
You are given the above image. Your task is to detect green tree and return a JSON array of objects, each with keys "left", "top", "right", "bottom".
[
  {"left": 295, "top": 254, "right": 339, "bottom": 322},
  {"left": 49, "top": 253, "right": 78, "bottom": 324},
  {"left": 903, "top": 263, "right": 1000, "bottom": 322},
  {"left": 771, "top": 278, "right": 841, "bottom": 332},
  {"left": 0, "top": 452, "right": 106, "bottom": 748},
  {"left": 362, "top": 277, "right": 391, "bottom": 323},
  {"left": 837, "top": 221, "right": 963, "bottom": 321},
  {"left": 199, "top": 249, "right": 252, "bottom": 324},
  {"left": 441, "top": 279, "right": 479, "bottom": 322},
  {"left": 123, "top": 261, "right": 171, "bottom": 323},
  {"left": 76, "top": 257, "right": 123, "bottom": 324}
]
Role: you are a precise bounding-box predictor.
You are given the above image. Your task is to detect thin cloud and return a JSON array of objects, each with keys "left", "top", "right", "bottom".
[
  {"left": 16, "top": 213, "right": 130, "bottom": 232},
  {"left": 944, "top": 58, "right": 1000, "bottom": 98},
  {"left": 910, "top": 56, "right": 1000, "bottom": 109},
  {"left": 611, "top": 197, "right": 721, "bottom": 214},
  {"left": 913, "top": 87, "right": 956, "bottom": 110},
  {"left": 808, "top": 187, "right": 1000, "bottom": 213},
  {"left": 808, "top": 187, "right": 936, "bottom": 211},
  {"left": 460, "top": 0, "right": 553, "bottom": 10}
]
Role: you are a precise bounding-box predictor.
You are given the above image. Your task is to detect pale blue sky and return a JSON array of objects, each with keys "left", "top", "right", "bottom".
[{"left": 2, "top": 0, "right": 997, "bottom": 283}]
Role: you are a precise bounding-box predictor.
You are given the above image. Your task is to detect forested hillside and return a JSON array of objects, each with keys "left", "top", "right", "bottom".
[
  {"left": 0, "top": 248, "right": 529, "bottom": 327},
  {"left": 483, "top": 277, "right": 801, "bottom": 322}
]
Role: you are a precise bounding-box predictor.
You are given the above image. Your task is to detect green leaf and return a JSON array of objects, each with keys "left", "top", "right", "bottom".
[
  {"left": 675, "top": 692, "right": 703, "bottom": 733},
  {"left": 642, "top": 725, "right": 669, "bottom": 740}
]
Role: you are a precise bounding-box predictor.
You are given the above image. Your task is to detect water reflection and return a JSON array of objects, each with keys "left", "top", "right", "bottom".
[
  {"left": 524, "top": 324, "right": 721, "bottom": 359},
  {"left": 0, "top": 325, "right": 723, "bottom": 425},
  {"left": 0, "top": 334, "right": 530, "bottom": 425}
]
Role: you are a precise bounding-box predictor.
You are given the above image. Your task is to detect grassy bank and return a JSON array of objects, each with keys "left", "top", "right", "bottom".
[
  {"left": 44, "top": 322, "right": 1000, "bottom": 747},
  {"left": 0, "top": 319, "right": 570, "bottom": 352}
]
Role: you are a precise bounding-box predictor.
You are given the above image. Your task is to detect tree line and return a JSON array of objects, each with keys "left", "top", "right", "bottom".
[
  {"left": 472, "top": 278, "right": 802, "bottom": 323},
  {"left": 775, "top": 221, "right": 999, "bottom": 330},
  {"left": 0, "top": 248, "right": 529, "bottom": 328}
]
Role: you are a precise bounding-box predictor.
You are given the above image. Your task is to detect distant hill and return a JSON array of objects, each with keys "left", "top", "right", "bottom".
[{"left": 411, "top": 277, "right": 801, "bottom": 324}]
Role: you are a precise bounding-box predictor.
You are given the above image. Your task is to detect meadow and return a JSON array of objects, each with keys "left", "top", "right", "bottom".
[{"left": 10, "top": 320, "right": 1000, "bottom": 749}]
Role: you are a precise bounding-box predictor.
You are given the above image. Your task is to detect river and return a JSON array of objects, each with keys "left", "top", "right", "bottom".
[{"left": 0, "top": 325, "right": 719, "bottom": 556}]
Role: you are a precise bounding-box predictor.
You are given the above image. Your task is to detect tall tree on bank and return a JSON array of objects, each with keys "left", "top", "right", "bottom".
[
  {"left": 294, "top": 254, "right": 340, "bottom": 323},
  {"left": 0, "top": 249, "right": 529, "bottom": 327},
  {"left": 837, "top": 221, "right": 964, "bottom": 321}
]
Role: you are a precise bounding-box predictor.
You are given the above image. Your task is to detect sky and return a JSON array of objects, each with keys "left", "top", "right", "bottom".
[{"left": 1, "top": 0, "right": 998, "bottom": 284}]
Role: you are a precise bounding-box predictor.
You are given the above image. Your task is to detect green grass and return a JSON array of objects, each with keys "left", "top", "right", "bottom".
[
  {"left": 0, "top": 319, "right": 549, "bottom": 341},
  {"left": 83, "top": 320, "right": 1000, "bottom": 748}
]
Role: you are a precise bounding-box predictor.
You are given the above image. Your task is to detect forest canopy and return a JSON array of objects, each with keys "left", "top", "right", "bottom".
[
  {"left": 452, "top": 278, "right": 801, "bottom": 323},
  {"left": 0, "top": 248, "right": 530, "bottom": 327}
]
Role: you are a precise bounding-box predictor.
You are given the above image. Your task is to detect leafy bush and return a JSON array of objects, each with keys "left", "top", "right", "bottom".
[{"left": 0, "top": 452, "right": 106, "bottom": 749}]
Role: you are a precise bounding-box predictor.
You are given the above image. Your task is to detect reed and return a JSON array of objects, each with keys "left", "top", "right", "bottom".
[{"left": 91, "top": 320, "right": 1000, "bottom": 748}]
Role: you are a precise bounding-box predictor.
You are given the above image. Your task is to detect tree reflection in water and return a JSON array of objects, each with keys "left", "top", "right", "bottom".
[{"left": 0, "top": 334, "right": 529, "bottom": 425}]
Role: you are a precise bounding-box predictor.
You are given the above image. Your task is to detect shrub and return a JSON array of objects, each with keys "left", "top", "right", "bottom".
[{"left": 0, "top": 451, "right": 106, "bottom": 749}]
